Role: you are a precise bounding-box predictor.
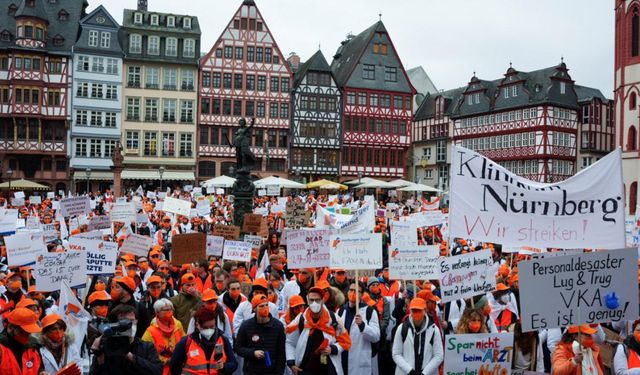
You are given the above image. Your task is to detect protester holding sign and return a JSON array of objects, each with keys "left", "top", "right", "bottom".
[
  {"left": 512, "top": 321, "right": 545, "bottom": 373},
  {"left": 552, "top": 325, "right": 605, "bottom": 375},
  {"left": 613, "top": 321, "right": 640, "bottom": 375},
  {"left": 39, "top": 313, "right": 82, "bottom": 374}
]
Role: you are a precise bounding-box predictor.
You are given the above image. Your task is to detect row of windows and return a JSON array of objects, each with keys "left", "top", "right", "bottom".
[
  {"left": 77, "top": 56, "right": 119, "bottom": 75},
  {"left": 291, "top": 149, "right": 339, "bottom": 168},
  {"left": 200, "top": 98, "right": 288, "bottom": 119},
  {"left": 362, "top": 64, "right": 397, "bottom": 82},
  {"left": 133, "top": 13, "right": 192, "bottom": 29},
  {"left": 345, "top": 92, "right": 411, "bottom": 111},
  {"left": 201, "top": 72, "right": 289, "bottom": 93},
  {"left": 87, "top": 30, "right": 111, "bottom": 49},
  {"left": 298, "top": 121, "right": 337, "bottom": 138},
  {"left": 76, "top": 82, "right": 118, "bottom": 100},
  {"left": 459, "top": 108, "right": 539, "bottom": 128},
  {"left": 342, "top": 147, "right": 405, "bottom": 168},
  {"left": 128, "top": 66, "right": 195, "bottom": 90},
  {"left": 231, "top": 18, "right": 264, "bottom": 32},
  {"left": 496, "top": 160, "right": 539, "bottom": 176},
  {"left": 307, "top": 72, "right": 332, "bottom": 86},
  {"left": 551, "top": 107, "right": 575, "bottom": 120},
  {"left": 343, "top": 116, "right": 408, "bottom": 135},
  {"left": 0, "top": 56, "right": 63, "bottom": 73},
  {"left": 0, "top": 119, "right": 66, "bottom": 142},
  {"left": 126, "top": 97, "right": 194, "bottom": 123},
  {"left": 550, "top": 160, "right": 573, "bottom": 176},
  {"left": 199, "top": 126, "right": 288, "bottom": 148},
  {"left": 16, "top": 23, "right": 45, "bottom": 41},
  {"left": 74, "top": 138, "right": 117, "bottom": 158},
  {"left": 215, "top": 45, "right": 279, "bottom": 65},
  {"left": 125, "top": 131, "right": 193, "bottom": 157},
  {"left": 459, "top": 132, "right": 537, "bottom": 151},
  {"left": 0, "top": 88, "right": 62, "bottom": 107},
  {"left": 580, "top": 130, "right": 614, "bottom": 151},
  {"left": 75, "top": 111, "right": 118, "bottom": 128},
  {"left": 550, "top": 131, "right": 574, "bottom": 147},
  {"left": 299, "top": 95, "right": 337, "bottom": 112},
  {"left": 129, "top": 34, "right": 196, "bottom": 58}
]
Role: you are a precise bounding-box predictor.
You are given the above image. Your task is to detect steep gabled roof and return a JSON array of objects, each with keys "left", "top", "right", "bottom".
[
  {"left": 16, "top": 0, "right": 49, "bottom": 23},
  {"left": 294, "top": 49, "right": 331, "bottom": 87},
  {"left": 330, "top": 21, "right": 381, "bottom": 87},
  {"left": 414, "top": 87, "right": 465, "bottom": 121},
  {"left": 574, "top": 85, "right": 609, "bottom": 103},
  {"left": 407, "top": 66, "right": 438, "bottom": 95}
]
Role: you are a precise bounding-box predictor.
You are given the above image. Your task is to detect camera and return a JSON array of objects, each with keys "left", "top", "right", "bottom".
[{"left": 93, "top": 319, "right": 133, "bottom": 357}]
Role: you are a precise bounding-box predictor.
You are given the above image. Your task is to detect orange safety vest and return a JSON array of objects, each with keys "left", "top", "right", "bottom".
[
  {"left": 194, "top": 275, "right": 213, "bottom": 293},
  {"left": 181, "top": 335, "right": 227, "bottom": 375},
  {"left": 224, "top": 296, "right": 246, "bottom": 334},
  {"left": 380, "top": 281, "right": 399, "bottom": 298},
  {"left": 0, "top": 344, "right": 42, "bottom": 375},
  {"left": 629, "top": 348, "right": 640, "bottom": 369},
  {"left": 148, "top": 325, "right": 184, "bottom": 374},
  {"left": 495, "top": 309, "right": 514, "bottom": 332}
]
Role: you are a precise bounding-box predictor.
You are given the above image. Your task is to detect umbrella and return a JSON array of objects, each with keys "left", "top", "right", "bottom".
[
  {"left": 397, "top": 183, "right": 442, "bottom": 193},
  {"left": 0, "top": 179, "right": 49, "bottom": 190},
  {"left": 200, "top": 175, "right": 236, "bottom": 188},
  {"left": 387, "top": 179, "right": 414, "bottom": 188},
  {"left": 306, "top": 179, "right": 348, "bottom": 191},
  {"left": 344, "top": 177, "right": 384, "bottom": 185},
  {"left": 254, "top": 176, "right": 306, "bottom": 189},
  {"left": 354, "top": 180, "right": 397, "bottom": 189}
]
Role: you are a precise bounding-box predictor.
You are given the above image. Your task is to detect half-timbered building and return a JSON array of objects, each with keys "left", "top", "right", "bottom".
[
  {"left": 198, "top": 0, "right": 292, "bottom": 182},
  {"left": 0, "top": 0, "right": 86, "bottom": 192},
  {"left": 290, "top": 50, "right": 341, "bottom": 181}
]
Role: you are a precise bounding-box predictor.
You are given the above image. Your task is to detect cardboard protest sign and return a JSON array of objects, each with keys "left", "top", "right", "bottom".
[
  {"left": 34, "top": 251, "right": 86, "bottom": 292},
  {"left": 519, "top": 248, "right": 639, "bottom": 332},
  {"left": 223, "top": 240, "right": 252, "bottom": 262},
  {"left": 60, "top": 196, "right": 91, "bottom": 217},
  {"left": 287, "top": 229, "right": 332, "bottom": 269},
  {"left": 243, "top": 234, "right": 262, "bottom": 249},
  {"left": 110, "top": 203, "right": 136, "bottom": 223},
  {"left": 88, "top": 215, "right": 111, "bottom": 231},
  {"left": 120, "top": 234, "right": 153, "bottom": 257},
  {"left": 444, "top": 333, "right": 514, "bottom": 375},
  {"left": 213, "top": 224, "right": 241, "bottom": 240},
  {"left": 450, "top": 145, "right": 624, "bottom": 249},
  {"left": 172, "top": 233, "right": 206, "bottom": 265},
  {"left": 5, "top": 232, "right": 46, "bottom": 267},
  {"left": 389, "top": 245, "right": 440, "bottom": 280},
  {"left": 0, "top": 208, "right": 17, "bottom": 235},
  {"left": 391, "top": 221, "right": 418, "bottom": 248},
  {"left": 86, "top": 242, "right": 118, "bottom": 275},
  {"left": 439, "top": 249, "right": 496, "bottom": 302},
  {"left": 163, "top": 196, "right": 192, "bottom": 216},
  {"left": 243, "top": 214, "right": 264, "bottom": 233},
  {"left": 285, "top": 201, "right": 306, "bottom": 229},
  {"left": 329, "top": 233, "right": 382, "bottom": 270},
  {"left": 206, "top": 235, "right": 224, "bottom": 257}
]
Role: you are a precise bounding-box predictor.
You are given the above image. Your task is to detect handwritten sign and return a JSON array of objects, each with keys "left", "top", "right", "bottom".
[
  {"left": 86, "top": 242, "right": 118, "bottom": 275},
  {"left": 391, "top": 221, "right": 418, "bottom": 248},
  {"left": 518, "top": 248, "right": 639, "bottom": 332},
  {"left": 110, "top": 203, "right": 136, "bottom": 223},
  {"left": 213, "top": 224, "right": 241, "bottom": 240},
  {"left": 243, "top": 234, "right": 263, "bottom": 249},
  {"left": 163, "top": 197, "right": 192, "bottom": 216},
  {"left": 206, "top": 235, "right": 224, "bottom": 257},
  {"left": 88, "top": 215, "right": 111, "bottom": 231},
  {"left": 329, "top": 233, "right": 382, "bottom": 270},
  {"left": 5, "top": 232, "right": 46, "bottom": 267},
  {"left": 43, "top": 223, "right": 58, "bottom": 243},
  {"left": 286, "top": 201, "right": 306, "bottom": 229},
  {"left": 34, "top": 251, "right": 86, "bottom": 292},
  {"left": 266, "top": 185, "right": 280, "bottom": 196},
  {"left": 223, "top": 240, "right": 252, "bottom": 262},
  {"left": 243, "top": 214, "right": 264, "bottom": 233},
  {"left": 29, "top": 196, "right": 42, "bottom": 205},
  {"left": 172, "top": 233, "right": 206, "bottom": 265},
  {"left": 60, "top": 196, "right": 91, "bottom": 217},
  {"left": 444, "top": 333, "right": 514, "bottom": 375},
  {"left": 389, "top": 245, "right": 440, "bottom": 280},
  {"left": 439, "top": 249, "right": 496, "bottom": 302},
  {"left": 120, "top": 234, "right": 153, "bottom": 257},
  {"left": 286, "top": 229, "right": 332, "bottom": 269}
]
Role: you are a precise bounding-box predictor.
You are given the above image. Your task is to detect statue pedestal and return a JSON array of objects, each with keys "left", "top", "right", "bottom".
[{"left": 232, "top": 169, "right": 255, "bottom": 231}]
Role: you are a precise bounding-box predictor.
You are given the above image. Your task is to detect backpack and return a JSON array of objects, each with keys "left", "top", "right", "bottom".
[{"left": 401, "top": 320, "right": 436, "bottom": 347}]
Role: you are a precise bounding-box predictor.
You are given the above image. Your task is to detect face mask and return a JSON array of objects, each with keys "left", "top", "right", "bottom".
[
  {"left": 335, "top": 274, "right": 346, "bottom": 284},
  {"left": 94, "top": 283, "right": 106, "bottom": 291},
  {"left": 8, "top": 280, "right": 21, "bottom": 291},
  {"left": 200, "top": 328, "right": 215, "bottom": 341},
  {"left": 271, "top": 280, "right": 281, "bottom": 290},
  {"left": 499, "top": 294, "right": 510, "bottom": 305},
  {"left": 268, "top": 294, "right": 276, "bottom": 303},
  {"left": 257, "top": 305, "right": 270, "bottom": 318},
  {"left": 348, "top": 291, "right": 356, "bottom": 303},
  {"left": 309, "top": 301, "right": 322, "bottom": 313},
  {"left": 215, "top": 281, "right": 225, "bottom": 291},
  {"left": 581, "top": 337, "right": 595, "bottom": 348},
  {"left": 94, "top": 305, "right": 108, "bottom": 318},
  {"left": 46, "top": 330, "right": 65, "bottom": 345},
  {"left": 159, "top": 310, "right": 174, "bottom": 321},
  {"left": 127, "top": 270, "right": 137, "bottom": 278},
  {"left": 128, "top": 323, "right": 137, "bottom": 338},
  {"left": 469, "top": 321, "right": 482, "bottom": 333},
  {"left": 411, "top": 310, "right": 425, "bottom": 323},
  {"left": 13, "top": 330, "right": 30, "bottom": 345},
  {"left": 370, "top": 286, "right": 380, "bottom": 295},
  {"left": 230, "top": 270, "right": 239, "bottom": 278},
  {"left": 634, "top": 331, "right": 640, "bottom": 343},
  {"left": 383, "top": 270, "right": 390, "bottom": 280},
  {"left": 149, "top": 289, "right": 162, "bottom": 299},
  {"left": 297, "top": 273, "right": 308, "bottom": 284},
  {"left": 110, "top": 289, "right": 120, "bottom": 300},
  {"left": 229, "top": 290, "right": 241, "bottom": 299}
]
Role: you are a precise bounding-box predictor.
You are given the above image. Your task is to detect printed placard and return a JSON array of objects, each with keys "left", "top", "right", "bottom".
[
  {"left": 5, "top": 232, "right": 46, "bottom": 267},
  {"left": 329, "top": 233, "right": 382, "bottom": 270},
  {"left": 389, "top": 245, "right": 440, "bottom": 280},
  {"left": 88, "top": 215, "right": 111, "bottom": 231},
  {"left": 213, "top": 224, "right": 241, "bottom": 240},
  {"left": 34, "top": 251, "right": 86, "bottom": 292},
  {"left": 120, "top": 234, "right": 153, "bottom": 257},
  {"left": 223, "top": 240, "right": 252, "bottom": 262},
  {"left": 60, "top": 196, "right": 91, "bottom": 217},
  {"left": 0, "top": 208, "right": 18, "bottom": 235},
  {"left": 444, "top": 333, "right": 514, "bottom": 375},
  {"left": 286, "top": 229, "right": 332, "bottom": 269},
  {"left": 266, "top": 185, "right": 280, "bottom": 196},
  {"left": 43, "top": 223, "right": 58, "bottom": 243},
  {"left": 243, "top": 234, "right": 263, "bottom": 249},
  {"left": 110, "top": 203, "right": 136, "bottom": 223},
  {"left": 68, "top": 237, "right": 101, "bottom": 252},
  {"left": 162, "top": 196, "right": 192, "bottom": 216},
  {"left": 519, "top": 248, "right": 639, "bottom": 332},
  {"left": 439, "top": 249, "right": 496, "bottom": 302},
  {"left": 206, "top": 235, "right": 224, "bottom": 257},
  {"left": 29, "top": 196, "right": 42, "bottom": 205},
  {"left": 86, "top": 242, "right": 118, "bottom": 275}
]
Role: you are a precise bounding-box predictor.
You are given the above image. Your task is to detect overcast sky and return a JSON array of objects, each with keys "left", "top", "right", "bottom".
[{"left": 101, "top": 0, "right": 615, "bottom": 96}]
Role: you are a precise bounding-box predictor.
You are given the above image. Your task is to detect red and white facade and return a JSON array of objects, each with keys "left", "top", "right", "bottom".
[{"left": 197, "top": 0, "right": 292, "bottom": 182}]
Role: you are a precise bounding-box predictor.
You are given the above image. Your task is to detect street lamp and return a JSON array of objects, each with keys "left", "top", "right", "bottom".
[
  {"left": 85, "top": 168, "right": 91, "bottom": 195},
  {"left": 159, "top": 166, "right": 165, "bottom": 191},
  {"left": 6, "top": 168, "right": 13, "bottom": 192}
]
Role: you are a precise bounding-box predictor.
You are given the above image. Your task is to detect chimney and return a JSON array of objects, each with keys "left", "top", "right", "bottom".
[
  {"left": 137, "top": 0, "right": 148, "bottom": 11},
  {"left": 287, "top": 52, "right": 300, "bottom": 70}
]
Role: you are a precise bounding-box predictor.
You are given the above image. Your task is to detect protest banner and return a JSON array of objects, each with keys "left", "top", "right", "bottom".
[
  {"left": 403, "top": 210, "right": 445, "bottom": 228},
  {"left": 286, "top": 201, "right": 306, "bottom": 229},
  {"left": 389, "top": 245, "right": 440, "bottom": 280},
  {"left": 329, "top": 232, "right": 382, "bottom": 270},
  {"left": 88, "top": 215, "right": 111, "bottom": 231},
  {"left": 287, "top": 229, "right": 332, "bottom": 269},
  {"left": 449, "top": 145, "right": 624, "bottom": 249},
  {"left": 34, "top": 251, "right": 86, "bottom": 292},
  {"left": 120, "top": 233, "right": 153, "bottom": 257},
  {"left": 206, "top": 235, "right": 224, "bottom": 257},
  {"left": 243, "top": 213, "right": 264, "bottom": 233},
  {"left": 5, "top": 232, "right": 46, "bottom": 267},
  {"left": 43, "top": 223, "right": 58, "bottom": 243},
  {"left": 316, "top": 199, "right": 375, "bottom": 234},
  {"left": 223, "top": 240, "right": 252, "bottom": 262},
  {"left": 0, "top": 208, "right": 17, "bottom": 235},
  {"left": 244, "top": 234, "right": 262, "bottom": 249},
  {"left": 439, "top": 249, "right": 496, "bottom": 303},
  {"left": 163, "top": 196, "right": 192, "bottom": 216},
  {"left": 60, "top": 196, "right": 91, "bottom": 217},
  {"left": 172, "top": 233, "right": 206, "bottom": 265},
  {"left": 110, "top": 203, "right": 136, "bottom": 223},
  {"left": 213, "top": 224, "right": 241, "bottom": 240},
  {"left": 86, "top": 242, "right": 118, "bottom": 275},
  {"left": 266, "top": 185, "right": 280, "bottom": 196},
  {"left": 444, "top": 333, "right": 514, "bottom": 375},
  {"left": 518, "top": 248, "right": 639, "bottom": 332},
  {"left": 391, "top": 221, "right": 418, "bottom": 248}
]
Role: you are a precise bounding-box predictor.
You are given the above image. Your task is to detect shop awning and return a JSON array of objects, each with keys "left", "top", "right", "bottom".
[
  {"left": 72, "top": 171, "right": 114, "bottom": 181},
  {"left": 121, "top": 170, "right": 195, "bottom": 181}
]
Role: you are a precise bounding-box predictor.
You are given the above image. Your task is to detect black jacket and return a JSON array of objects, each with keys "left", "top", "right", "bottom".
[
  {"left": 90, "top": 337, "right": 163, "bottom": 375},
  {"left": 234, "top": 315, "right": 286, "bottom": 375}
]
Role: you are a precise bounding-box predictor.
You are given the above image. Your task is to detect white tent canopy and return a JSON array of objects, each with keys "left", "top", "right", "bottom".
[
  {"left": 253, "top": 175, "right": 306, "bottom": 189},
  {"left": 387, "top": 179, "right": 414, "bottom": 188},
  {"left": 200, "top": 175, "right": 236, "bottom": 188},
  {"left": 344, "top": 177, "right": 385, "bottom": 185},
  {"left": 397, "top": 183, "right": 442, "bottom": 192},
  {"left": 354, "top": 180, "right": 397, "bottom": 189}
]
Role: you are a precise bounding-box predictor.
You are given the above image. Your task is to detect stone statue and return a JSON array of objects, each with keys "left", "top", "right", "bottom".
[{"left": 233, "top": 118, "right": 257, "bottom": 172}]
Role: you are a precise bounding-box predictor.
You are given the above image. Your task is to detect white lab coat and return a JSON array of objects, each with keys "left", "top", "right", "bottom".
[
  {"left": 337, "top": 304, "right": 380, "bottom": 375},
  {"left": 392, "top": 317, "right": 443, "bottom": 375}
]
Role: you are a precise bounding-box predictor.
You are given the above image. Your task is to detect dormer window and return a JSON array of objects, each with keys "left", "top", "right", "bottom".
[
  {"left": 8, "top": 4, "right": 17, "bottom": 16},
  {"left": 512, "top": 85, "right": 517, "bottom": 97},
  {"left": 504, "top": 87, "right": 510, "bottom": 99},
  {"left": 560, "top": 81, "right": 566, "bottom": 95},
  {"left": 27, "top": 0, "right": 35, "bottom": 6},
  {"left": 150, "top": 14, "right": 158, "bottom": 26},
  {"left": 167, "top": 16, "right": 175, "bottom": 27},
  {"left": 53, "top": 34, "right": 64, "bottom": 46},
  {"left": 134, "top": 12, "right": 142, "bottom": 25},
  {"left": 183, "top": 17, "right": 191, "bottom": 29},
  {"left": 58, "top": 9, "right": 68, "bottom": 21},
  {"left": 1, "top": 30, "right": 10, "bottom": 42}
]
